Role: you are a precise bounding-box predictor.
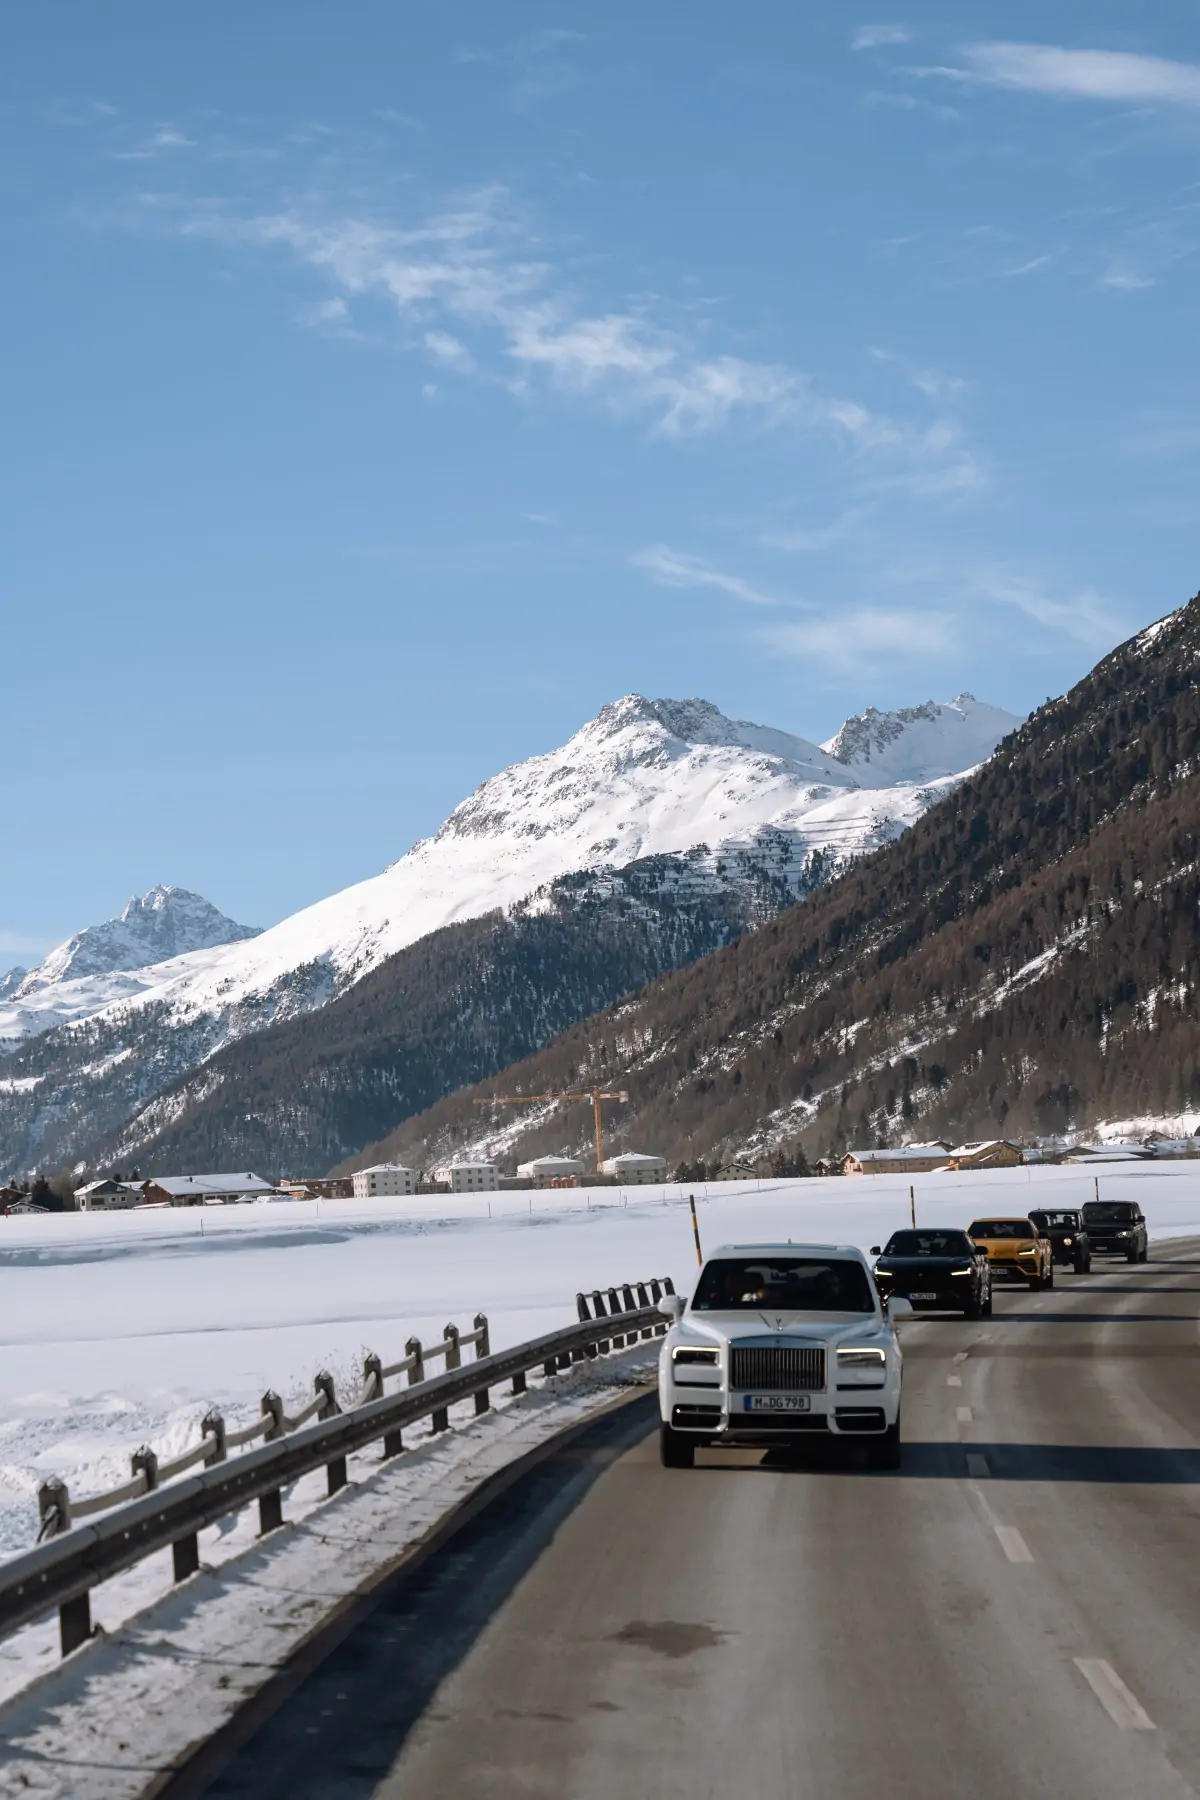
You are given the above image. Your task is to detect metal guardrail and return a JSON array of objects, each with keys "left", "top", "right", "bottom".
[{"left": 0, "top": 1278, "right": 673, "bottom": 1659}]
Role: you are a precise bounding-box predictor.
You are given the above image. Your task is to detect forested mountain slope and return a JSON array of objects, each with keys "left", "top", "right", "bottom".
[
  {"left": 360, "top": 598, "right": 1200, "bottom": 1174},
  {"left": 76, "top": 849, "right": 804, "bottom": 1175}
]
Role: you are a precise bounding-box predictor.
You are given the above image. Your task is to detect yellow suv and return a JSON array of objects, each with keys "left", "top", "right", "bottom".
[{"left": 967, "top": 1217, "right": 1053, "bottom": 1290}]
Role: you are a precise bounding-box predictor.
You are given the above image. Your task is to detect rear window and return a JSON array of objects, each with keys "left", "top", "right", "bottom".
[
  {"left": 1030, "top": 1212, "right": 1080, "bottom": 1228},
  {"left": 969, "top": 1219, "right": 1035, "bottom": 1239},
  {"left": 693, "top": 1256, "right": 875, "bottom": 1314},
  {"left": 1082, "top": 1203, "right": 1141, "bottom": 1224},
  {"left": 882, "top": 1231, "right": 975, "bottom": 1257}
]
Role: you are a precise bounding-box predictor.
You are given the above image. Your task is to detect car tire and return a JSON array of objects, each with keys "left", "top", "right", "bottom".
[
  {"left": 1044, "top": 1262, "right": 1055, "bottom": 1290},
  {"left": 1139, "top": 1244, "right": 1149, "bottom": 1264},
  {"left": 1127, "top": 1246, "right": 1138, "bottom": 1263},
  {"left": 964, "top": 1295, "right": 982, "bottom": 1320},
  {"left": 660, "top": 1424, "right": 695, "bottom": 1469},
  {"left": 868, "top": 1418, "right": 902, "bottom": 1471},
  {"left": 982, "top": 1290, "right": 993, "bottom": 1317}
]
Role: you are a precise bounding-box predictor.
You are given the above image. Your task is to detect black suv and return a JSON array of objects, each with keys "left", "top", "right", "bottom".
[
  {"left": 871, "top": 1228, "right": 992, "bottom": 1318},
  {"left": 1080, "top": 1200, "right": 1148, "bottom": 1263},
  {"left": 1028, "top": 1209, "right": 1091, "bottom": 1272}
]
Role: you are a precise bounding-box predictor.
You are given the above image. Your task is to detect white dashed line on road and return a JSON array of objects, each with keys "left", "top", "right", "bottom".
[
  {"left": 953, "top": 1351, "right": 969, "bottom": 1363},
  {"left": 965, "top": 1453, "right": 990, "bottom": 1478},
  {"left": 947, "top": 1375, "right": 962, "bottom": 1387},
  {"left": 1074, "top": 1659, "right": 1156, "bottom": 1730},
  {"left": 994, "top": 1525, "right": 1034, "bottom": 1564},
  {"left": 956, "top": 1406, "right": 973, "bottom": 1423}
]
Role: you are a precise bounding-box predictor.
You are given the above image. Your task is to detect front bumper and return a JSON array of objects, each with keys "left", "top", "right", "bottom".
[{"left": 668, "top": 1391, "right": 896, "bottom": 1438}]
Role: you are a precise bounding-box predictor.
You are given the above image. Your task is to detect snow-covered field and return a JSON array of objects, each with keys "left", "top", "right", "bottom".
[{"left": 2, "top": 1164, "right": 1198, "bottom": 1560}]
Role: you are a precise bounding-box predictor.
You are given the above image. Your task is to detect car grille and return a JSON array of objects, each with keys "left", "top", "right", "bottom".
[{"left": 730, "top": 1345, "right": 826, "bottom": 1390}]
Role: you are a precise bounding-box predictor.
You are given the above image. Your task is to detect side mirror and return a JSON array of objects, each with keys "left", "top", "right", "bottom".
[
  {"left": 659, "top": 1294, "right": 685, "bottom": 1321},
  {"left": 887, "top": 1296, "right": 914, "bottom": 1319},
  {"left": 870, "top": 1245, "right": 881, "bottom": 1256}
]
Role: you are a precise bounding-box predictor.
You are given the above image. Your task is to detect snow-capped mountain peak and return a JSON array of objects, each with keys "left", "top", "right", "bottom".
[
  {"left": 13, "top": 886, "right": 259, "bottom": 1002},
  {"left": 822, "top": 693, "right": 1019, "bottom": 785}
]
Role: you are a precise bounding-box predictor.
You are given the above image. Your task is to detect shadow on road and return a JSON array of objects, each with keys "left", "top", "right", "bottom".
[
  {"left": 158, "top": 1395, "right": 660, "bottom": 1800},
  {"left": 733, "top": 1441, "right": 1200, "bottom": 1482}
]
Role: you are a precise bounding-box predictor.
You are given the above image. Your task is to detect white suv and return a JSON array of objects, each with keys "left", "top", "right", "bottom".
[{"left": 658, "top": 1243, "right": 909, "bottom": 1469}]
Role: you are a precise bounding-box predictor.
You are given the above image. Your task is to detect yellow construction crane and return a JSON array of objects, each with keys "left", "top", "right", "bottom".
[{"left": 474, "top": 1086, "right": 630, "bottom": 1174}]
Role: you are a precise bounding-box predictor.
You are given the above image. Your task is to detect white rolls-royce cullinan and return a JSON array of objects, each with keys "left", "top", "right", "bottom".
[{"left": 657, "top": 1243, "right": 911, "bottom": 1469}]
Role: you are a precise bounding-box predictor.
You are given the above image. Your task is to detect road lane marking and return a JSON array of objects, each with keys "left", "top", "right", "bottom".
[
  {"left": 966, "top": 1453, "right": 990, "bottom": 1478},
  {"left": 994, "top": 1525, "right": 1033, "bottom": 1564},
  {"left": 947, "top": 1375, "right": 962, "bottom": 1387},
  {"left": 1074, "top": 1659, "right": 1156, "bottom": 1730},
  {"left": 953, "top": 1351, "right": 969, "bottom": 1363},
  {"left": 956, "top": 1406, "right": 973, "bottom": 1423}
]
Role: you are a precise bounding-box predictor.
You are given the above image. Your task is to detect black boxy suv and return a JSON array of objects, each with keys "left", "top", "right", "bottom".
[
  {"left": 1080, "top": 1200, "right": 1148, "bottom": 1263},
  {"left": 1028, "top": 1209, "right": 1091, "bottom": 1272}
]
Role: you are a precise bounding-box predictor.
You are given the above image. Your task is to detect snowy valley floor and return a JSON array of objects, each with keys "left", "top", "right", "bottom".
[{"left": 2, "top": 1164, "right": 1198, "bottom": 1570}]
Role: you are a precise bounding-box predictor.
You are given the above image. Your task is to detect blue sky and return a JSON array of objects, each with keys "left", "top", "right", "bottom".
[{"left": 4, "top": 3, "right": 1200, "bottom": 955}]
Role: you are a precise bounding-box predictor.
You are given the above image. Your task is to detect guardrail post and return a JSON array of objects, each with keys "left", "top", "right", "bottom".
[
  {"left": 258, "top": 1489, "right": 283, "bottom": 1536},
  {"left": 473, "top": 1313, "right": 491, "bottom": 1414},
  {"left": 314, "top": 1372, "right": 347, "bottom": 1493},
  {"left": 622, "top": 1283, "right": 636, "bottom": 1312},
  {"left": 649, "top": 1279, "right": 662, "bottom": 1302},
  {"left": 131, "top": 1445, "right": 159, "bottom": 1491},
  {"left": 663, "top": 1275, "right": 676, "bottom": 1294},
  {"left": 173, "top": 1532, "right": 200, "bottom": 1584},
  {"left": 576, "top": 1292, "right": 591, "bottom": 1322},
  {"left": 261, "top": 1390, "right": 285, "bottom": 1442},
  {"left": 201, "top": 1409, "right": 227, "bottom": 1464},
  {"left": 512, "top": 1365, "right": 528, "bottom": 1396},
  {"left": 542, "top": 1354, "right": 557, "bottom": 1378},
  {"left": 607, "top": 1287, "right": 623, "bottom": 1347},
  {"left": 258, "top": 1390, "right": 285, "bottom": 1533},
  {"left": 59, "top": 1591, "right": 91, "bottom": 1656},
  {"left": 384, "top": 1337, "right": 423, "bottom": 1457},
  {"left": 362, "top": 1352, "right": 382, "bottom": 1404},
  {"left": 591, "top": 1290, "right": 610, "bottom": 1354},
  {"left": 637, "top": 1282, "right": 653, "bottom": 1339},
  {"left": 38, "top": 1478, "right": 70, "bottom": 1538},
  {"left": 431, "top": 1324, "right": 460, "bottom": 1432}
]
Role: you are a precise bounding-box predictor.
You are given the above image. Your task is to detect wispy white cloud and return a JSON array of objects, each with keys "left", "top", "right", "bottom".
[
  {"left": 762, "top": 607, "right": 951, "bottom": 672},
  {"left": 853, "top": 24, "right": 912, "bottom": 51},
  {"left": 114, "top": 125, "right": 196, "bottom": 162},
  {"left": 1100, "top": 259, "right": 1154, "bottom": 291},
  {"left": 956, "top": 42, "right": 1200, "bottom": 108},
  {"left": 160, "top": 189, "right": 978, "bottom": 483},
  {"left": 966, "top": 569, "right": 1123, "bottom": 645},
  {"left": 424, "top": 329, "right": 476, "bottom": 370},
  {"left": 868, "top": 345, "right": 969, "bottom": 402},
  {"left": 631, "top": 545, "right": 785, "bottom": 608}
]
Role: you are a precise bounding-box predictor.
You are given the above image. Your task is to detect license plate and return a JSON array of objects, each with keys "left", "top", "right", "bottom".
[
  {"left": 744, "top": 1394, "right": 811, "bottom": 1413},
  {"left": 910, "top": 1292, "right": 938, "bottom": 1301}
]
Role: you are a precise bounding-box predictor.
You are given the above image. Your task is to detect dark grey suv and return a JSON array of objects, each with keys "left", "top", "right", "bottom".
[{"left": 1080, "top": 1200, "right": 1148, "bottom": 1263}]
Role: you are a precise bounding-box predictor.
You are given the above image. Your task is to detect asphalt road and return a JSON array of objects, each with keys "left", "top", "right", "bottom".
[{"left": 173, "top": 1240, "right": 1200, "bottom": 1800}]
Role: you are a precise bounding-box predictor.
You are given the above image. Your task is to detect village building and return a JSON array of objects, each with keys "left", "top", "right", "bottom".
[
  {"left": 516, "top": 1155, "right": 584, "bottom": 1188},
  {"left": 841, "top": 1143, "right": 954, "bottom": 1176},
  {"left": 351, "top": 1163, "right": 415, "bottom": 1198},
  {"left": 600, "top": 1151, "right": 668, "bottom": 1185},
  {"left": 436, "top": 1161, "right": 499, "bottom": 1193},
  {"left": 141, "top": 1172, "right": 278, "bottom": 1206},
  {"left": 938, "top": 1141, "right": 1024, "bottom": 1171},
  {"left": 74, "top": 1178, "right": 141, "bottom": 1211},
  {"left": 279, "top": 1176, "right": 354, "bottom": 1199}
]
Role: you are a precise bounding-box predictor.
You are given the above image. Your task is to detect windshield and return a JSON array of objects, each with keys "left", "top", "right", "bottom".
[
  {"left": 882, "top": 1231, "right": 975, "bottom": 1257},
  {"left": 693, "top": 1256, "right": 876, "bottom": 1314},
  {"left": 969, "top": 1219, "right": 1035, "bottom": 1239},
  {"left": 1083, "top": 1203, "right": 1140, "bottom": 1223},
  {"left": 1030, "top": 1212, "right": 1079, "bottom": 1228}
]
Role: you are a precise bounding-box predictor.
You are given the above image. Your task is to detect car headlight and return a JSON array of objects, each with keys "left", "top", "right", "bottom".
[
  {"left": 837, "top": 1346, "right": 888, "bottom": 1366},
  {"left": 1017, "top": 1246, "right": 1037, "bottom": 1256},
  {"left": 1062, "top": 1236, "right": 1073, "bottom": 1245},
  {"left": 950, "top": 1267, "right": 974, "bottom": 1277},
  {"left": 1116, "top": 1229, "right": 1131, "bottom": 1237},
  {"left": 874, "top": 1267, "right": 893, "bottom": 1279},
  {"left": 672, "top": 1346, "right": 719, "bottom": 1366}
]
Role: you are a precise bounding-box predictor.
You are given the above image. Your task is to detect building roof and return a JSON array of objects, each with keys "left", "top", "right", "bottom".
[
  {"left": 601, "top": 1151, "right": 667, "bottom": 1169},
  {"left": 357, "top": 1163, "right": 413, "bottom": 1175},
  {"left": 74, "top": 1178, "right": 135, "bottom": 1196},
  {"left": 517, "top": 1155, "right": 584, "bottom": 1173},
  {"left": 439, "top": 1161, "right": 497, "bottom": 1172},
  {"left": 147, "top": 1172, "right": 274, "bottom": 1196},
  {"left": 848, "top": 1145, "right": 951, "bottom": 1164}
]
